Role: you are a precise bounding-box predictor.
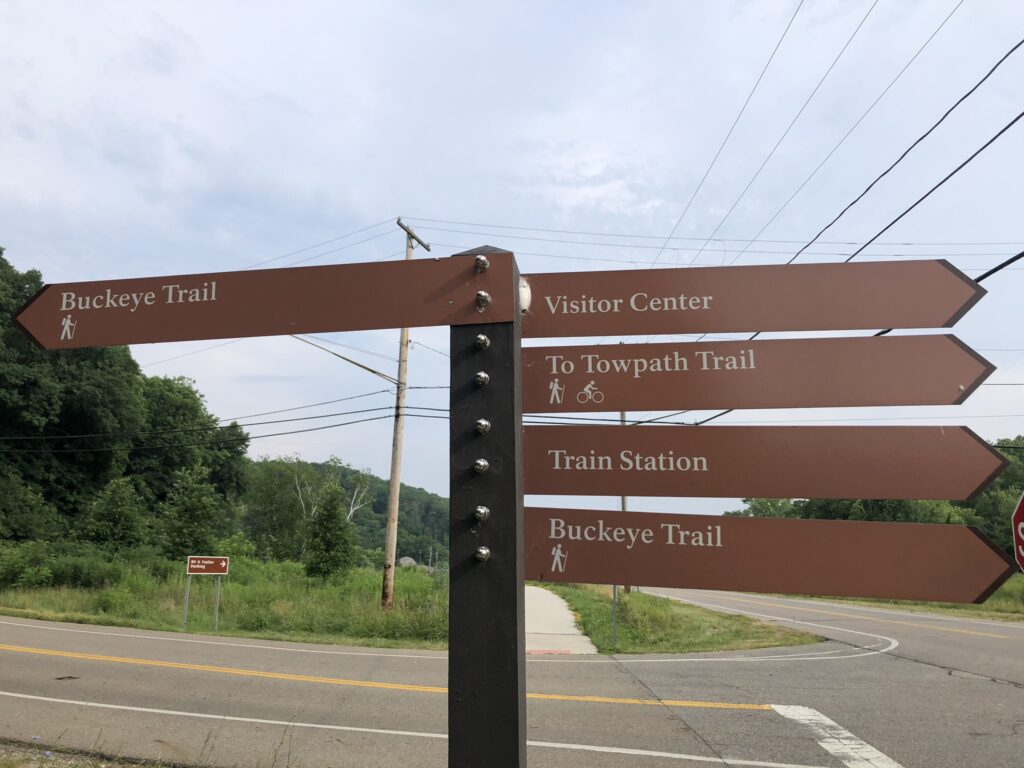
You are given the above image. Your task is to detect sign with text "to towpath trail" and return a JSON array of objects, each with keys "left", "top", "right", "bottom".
[
  {"left": 14, "top": 254, "right": 516, "bottom": 349},
  {"left": 523, "top": 425, "right": 1007, "bottom": 501},
  {"left": 525, "top": 508, "right": 1016, "bottom": 604},
  {"left": 523, "top": 334, "right": 993, "bottom": 412},
  {"left": 521, "top": 259, "right": 984, "bottom": 337}
]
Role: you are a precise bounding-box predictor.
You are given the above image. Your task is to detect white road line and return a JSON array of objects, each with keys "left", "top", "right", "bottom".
[
  {"left": 0, "top": 616, "right": 848, "bottom": 666},
  {"left": 762, "top": 596, "right": 1024, "bottom": 632},
  {"left": 0, "top": 619, "right": 446, "bottom": 661},
  {"left": 661, "top": 595, "right": 900, "bottom": 659},
  {"left": 773, "top": 705, "right": 905, "bottom": 768},
  {"left": 0, "top": 690, "right": 829, "bottom": 768}
]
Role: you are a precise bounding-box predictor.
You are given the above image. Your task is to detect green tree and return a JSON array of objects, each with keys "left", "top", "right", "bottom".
[
  {"left": 0, "top": 466, "right": 60, "bottom": 540},
  {"left": 304, "top": 483, "right": 357, "bottom": 579},
  {"left": 129, "top": 376, "right": 247, "bottom": 505},
  {"left": 725, "top": 498, "right": 795, "bottom": 518},
  {"left": 158, "top": 466, "right": 230, "bottom": 559},
  {"left": 81, "top": 477, "right": 149, "bottom": 551}
]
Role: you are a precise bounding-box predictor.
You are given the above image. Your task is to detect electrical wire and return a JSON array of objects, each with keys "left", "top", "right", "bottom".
[
  {"left": 725, "top": 0, "right": 966, "bottom": 267},
  {"left": 0, "top": 406, "right": 398, "bottom": 444},
  {"left": 648, "top": 0, "right": 805, "bottom": 269},
  {"left": 0, "top": 415, "right": 394, "bottom": 454},
  {"left": 690, "top": 0, "right": 880, "bottom": 264},
  {"left": 291, "top": 335, "right": 398, "bottom": 383},
  {"left": 418, "top": 226, "right": 1021, "bottom": 259},
  {"left": 786, "top": 33, "right": 1024, "bottom": 267},
  {"left": 404, "top": 216, "right": 1024, "bottom": 248},
  {"left": 241, "top": 218, "right": 394, "bottom": 270}
]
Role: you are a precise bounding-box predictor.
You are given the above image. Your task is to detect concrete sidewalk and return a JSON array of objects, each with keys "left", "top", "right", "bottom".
[{"left": 525, "top": 585, "right": 598, "bottom": 654}]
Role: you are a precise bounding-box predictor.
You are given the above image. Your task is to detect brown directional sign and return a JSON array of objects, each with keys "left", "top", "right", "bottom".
[
  {"left": 521, "top": 260, "right": 983, "bottom": 338},
  {"left": 186, "top": 556, "right": 230, "bottom": 575},
  {"left": 14, "top": 253, "right": 516, "bottom": 349},
  {"left": 523, "top": 335, "right": 994, "bottom": 412},
  {"left": 524, "top": 507, "right": 1016, "bottom": 604},
  {"left": 523, "top": 425, "right": 1007, "bottom": 501}
]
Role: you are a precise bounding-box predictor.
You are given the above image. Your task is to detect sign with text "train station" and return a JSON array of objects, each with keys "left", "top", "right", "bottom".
[
  {"left": 521, "top": 259, "right": 983, "bottom": 337},
  {"left": 186, "top": 556, "right": 230, "bottom": 575},
  {"left": 524, "top": 508, "right": 1016, "bottom": 604},
  {"left": 523, "top": 425, "right": 1007, "bottom": 501},
  {"left": 14, "top": 254, "right": 516, "bottom": 349},
  {"left": 523, "top": 334, "right": 993, "bottom": 412}
]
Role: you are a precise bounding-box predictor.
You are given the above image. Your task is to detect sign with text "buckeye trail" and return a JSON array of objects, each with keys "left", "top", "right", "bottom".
[
  {"left": 186, "top": 556, "right": 229, "bottom": 575},
  {"left": 14, "top": 254, "right": 516, "bottom": 349},
  {"left": 525, "top": 508, "right": 1016, "bottom": 604},
  {"left": 523, "top": 425, "right": 1007, "bottom": 501},
  {"left": 521, "top": 259, "right": 983, "bottom": 337},
  {"left": 523, "top": 334, "right": 993, "bottom": 412}
]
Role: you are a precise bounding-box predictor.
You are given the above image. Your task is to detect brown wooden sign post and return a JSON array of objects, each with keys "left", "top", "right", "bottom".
[
  {"left": 17, "top": 251, "right": 527, "bottom": 768},
  {"left": 16, "top": 246, "right": 1013, "bottom": 765},
  {"left": 525, "top": 508, "right": 1016, "bottom": 604},
  {"left": 522, "top": 260, "right": 984, "bottom": 337},
  {"left": 523, "top": 335, "right": 994, "bottom": 413},
  {"left": 524, "top": 424, "right": 1007, "bottom": 501}
]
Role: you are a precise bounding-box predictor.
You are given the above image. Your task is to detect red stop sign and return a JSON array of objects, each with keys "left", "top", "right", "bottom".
[{"left": 1013, "top": 492, "right": 1024, "bottom": 573}]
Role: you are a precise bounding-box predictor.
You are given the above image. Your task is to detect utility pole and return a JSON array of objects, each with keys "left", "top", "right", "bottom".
[
  {"left": 381, "top": 218, "right": 430, "bottom": 608},
  {"left": 620, "top": 408, "right": 630, "bottom": 593}
]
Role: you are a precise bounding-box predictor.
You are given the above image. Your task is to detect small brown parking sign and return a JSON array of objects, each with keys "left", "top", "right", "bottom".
[{"left": 186, "top": 556, "right": 229, "bottom": 575}]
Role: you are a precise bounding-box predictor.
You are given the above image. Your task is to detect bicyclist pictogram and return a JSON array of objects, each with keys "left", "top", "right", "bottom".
[{"left": 576, "top": 380, "right": 605, "bottom": 404}]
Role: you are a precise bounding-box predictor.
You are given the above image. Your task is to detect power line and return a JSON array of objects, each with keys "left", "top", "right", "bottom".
[
  {"left": 419, "top": 226, "right": 1020, "bottom": 258},
  {"left": 405, "top": 216, "right": 1024, "bottom": 248},
  {"left": 788, "top": 33, "right": 1024, "bottom": 267},
  {"left": 241, "top": 218, "right": 394, "bottom": 270},
  {"left": 221, "top": 389, "right": 393, "bottom": 421},
  {"left": 292, "top": 335, "right": 398, "bottom": 383},
  {"left": 0, "top": 406, "right": 397, "bottom": 444},
  {"left": 726, "top": 0, "right": 966, "bottom": 267},
  {"left": 649, "top": 0, "right": 805, "bottom": 269},
  {"left": 842, "top": 110, "right": 1024, "bottom": 266},
  {"left": 0, "top": 415, "right": 395, "bottom": 454},
  {"left": 690, "top": 0, "right": 880, "bottom": 265}
]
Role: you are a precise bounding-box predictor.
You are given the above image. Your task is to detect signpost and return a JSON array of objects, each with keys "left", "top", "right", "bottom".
[
  {"left": 522, "top": 260, "right": 984, "bottom": 338},
  {"left": 186, "top": 556, "right": 230, "bottom": 575},
  {"left": 526, "top": 508, "right": 1016, "bottom": 604},
  {"left": 182, "top": 556, "right": 230, "bottom": 630},
  {"left": 1013, "top": 491, "right": 1024, "bottom": 573},
  {"left": 523, "top": 335, "right": 993, "bottom": 412},
  {"left": 17, "top": 244, "right": 1016, "bottom": 768},
  {"left": 524, "top": 424, "right": 1007, "bottom": 501},
  {"left": 14, "top": 255, "right": 517, "bottom": 349}
]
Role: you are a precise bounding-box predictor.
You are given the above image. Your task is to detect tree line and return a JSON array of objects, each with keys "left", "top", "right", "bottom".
[
  {"left": 728, "top": 437, "right": 1023, "bottom": 556},
  {"left": 0, "top": 252, "right": 449, "bottom": 583}
]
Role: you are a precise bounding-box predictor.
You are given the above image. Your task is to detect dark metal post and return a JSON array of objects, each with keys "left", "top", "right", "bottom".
[
  {"left": 182, "top": 574, "right": 191, "bottom": 627},
  {"left": 214, "top": 575, "right": 222, "bottom": 631},
  {"left": 449, "top": 247, "right": 525, "bottom": 768}
]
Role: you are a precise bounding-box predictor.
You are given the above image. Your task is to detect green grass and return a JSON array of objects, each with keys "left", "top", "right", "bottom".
[
  {"left": 544, "top": 583, "right": 820, "bottom": 654},
  {"left": 0, "top": 561, "right": 449, "bottom": 649},
  {"left": 805, "top": 573, "right": 1024, "bottom": 620}
]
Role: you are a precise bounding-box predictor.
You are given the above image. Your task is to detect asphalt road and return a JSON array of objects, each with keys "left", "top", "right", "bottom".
[{"left": 0, "top": 592, "right": 1021, "bottom": 768}]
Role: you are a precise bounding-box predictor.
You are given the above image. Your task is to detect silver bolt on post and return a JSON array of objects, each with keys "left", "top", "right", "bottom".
[
  {"left": 475, "top": 418, "right": 492, "bottom": 435},
  {"left": 473, "top": 458, "right": 490, "bottom": 474},
  {"left": 474, "top": 546, "right": 491, "bottom": 562},
  {"left": 474, "top": 371, "right": 490, "bottom": 387},
  {"left": 474, "top": 505, "right": 491, "bottom": 522},
  {"left": 475, "top": 291, "right": 492, "bottom": 312},
  {"left": 474, "top": 334, "right": 491, "bottom": 350},
  {"left": 474, "top": 255, "right": 490, "bottom": 272}
]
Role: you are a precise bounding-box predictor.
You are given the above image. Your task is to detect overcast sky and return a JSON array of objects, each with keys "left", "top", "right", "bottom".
[{"left": 3, "top": 0, "right": 1023, "bottom": 515}]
